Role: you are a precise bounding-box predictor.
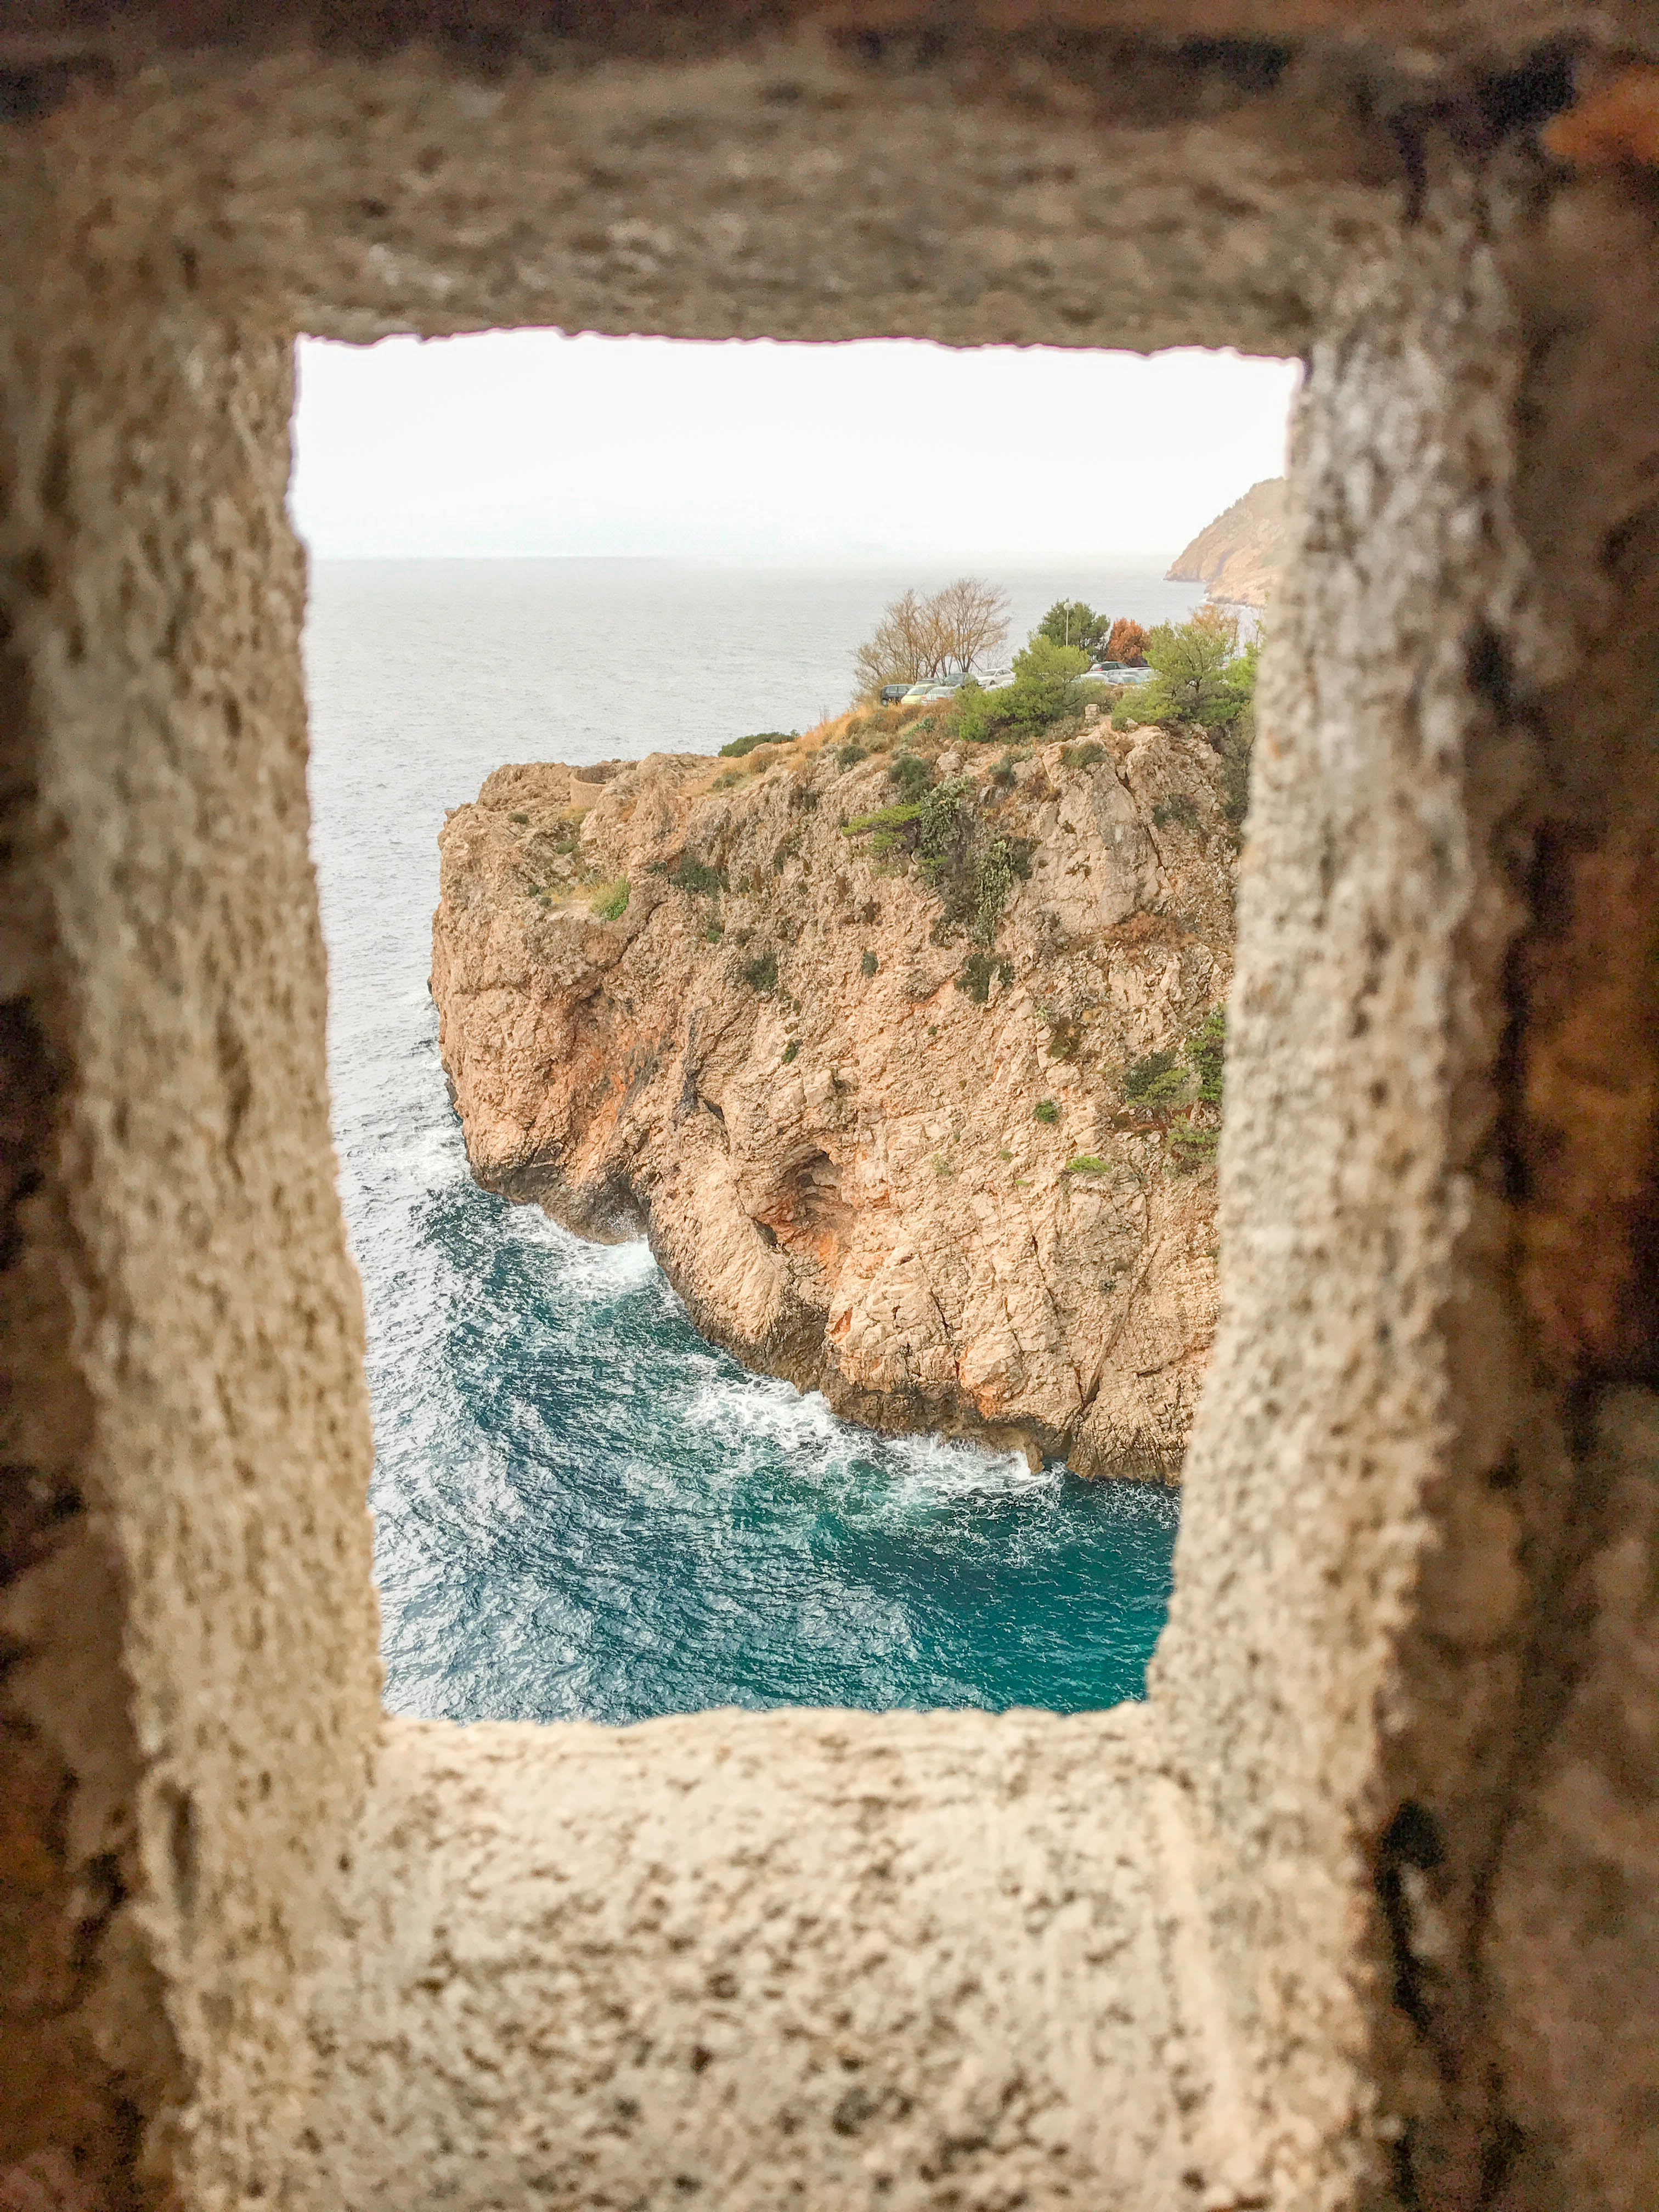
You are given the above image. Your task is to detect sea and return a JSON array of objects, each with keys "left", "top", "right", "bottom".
[{"left": 303, "top": 557, "right": 1205, "bottom": 1725}]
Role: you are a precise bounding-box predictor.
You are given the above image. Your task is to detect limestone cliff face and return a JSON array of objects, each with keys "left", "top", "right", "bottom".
[
  {"left": 1166, "top": 477, "right": 1286, "bottom": 609},
  {"left": 432, "top": 720, "right": 1235, "bottom": 1479}
]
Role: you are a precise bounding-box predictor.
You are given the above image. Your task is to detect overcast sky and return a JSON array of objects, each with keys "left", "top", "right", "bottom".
[{"left": 292, "top": 332, "right": 1298, "bottom": 564}]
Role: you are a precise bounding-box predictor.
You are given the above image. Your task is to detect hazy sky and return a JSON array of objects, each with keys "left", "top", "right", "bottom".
[{"left": 292, "top": 332, "right": 1297, "bottom": 564}]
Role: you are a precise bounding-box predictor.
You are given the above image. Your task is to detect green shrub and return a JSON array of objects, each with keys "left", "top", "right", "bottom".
[
  {"left": 915, "top": 776, "right": 975, "bottom": 885},
  {"left": 742, "top": 950, "right": 778, "bottom": 992},
  {"left": 1152, "top": 792, "right": 1200, "bottom": 831},
  {"left": 957, "top": 638, "right": 1093, "bottom": 743},
  {"left": 591, "top": 878, "right": 630, "bottom": 921},
  {"left": 847, "top": 775, "right": 1028, "bottom": 946},
  {"left": 670, "top": 854, "right": 724, "bottom": 895},
  {"left": 970, "top": 834, "right": 1015, "bottom": 945},
  {"left": 1217, "top": 707, "right": 1254, "bottom": 837},
  {"left": 1033, "top": 1098, "right": 1060, "bottom": 1125},
  {"left": 1063, "top": 1155, "right": 1111, "bottom": 1176},
  {"left": 1061, "top": 741, "right": 1105, "bottom": 770},
  {"left": 957, "top": 951, "right": 1015, "bottom": 1004},
  {"left": 719, "top": 730, "right": 798, "bottom": 759},
  {"left": 1123, "top": 1047, "right": 1177, "bottom": 1098},
  {"left": 1168, "top": 1124, "right": 1219, "bottom": 1172},
  {"left": 957, "top": 952, "right": 995, "bottom": 1003},
  {"left": 508, "top": 810, "right": 529, "bottom": 825},
  {"left": 843, "top": 797, "right": 926, "bottom": 857},
  {"left": 887, "top": 751, "right": 935, "bottom": 801},
  {"left": 1187, "top": 1007, "right": 1226, "bottom": 1102},
  {"left": 781, "top": 1039, "right": 800, "bottom": 1064},
  {"left": 713, "top": 768, "right": 744, "bottom": 789},
  {"left": 989, "top": 753, "right": 1019, "bottom": 788},
  {"left": 1136, "top": 615, "right": 1257, "bottom": 733},
  {"left": 860, "top": 950, "right": 878, "bottom": 977},
  {"left": 952, "top": 678, "right": 1006, "bottom": 745},
  {"left": 837, "top": 741, "right": 869, "bottom": 768},
  {"left": 703, "top": 917, "right": 724, "bottom": 943}
]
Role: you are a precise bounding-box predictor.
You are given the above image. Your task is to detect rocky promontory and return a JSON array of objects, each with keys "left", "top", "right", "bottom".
[
  {"left": 1167, "top": 477, "right": 1285, "bottom": 609},
  {"left": 432, "top": 713, "right": 1235, "bottom": 1480}
]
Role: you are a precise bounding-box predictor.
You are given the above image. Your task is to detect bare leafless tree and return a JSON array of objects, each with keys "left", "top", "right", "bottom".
[
  {"left": 852, "top": 589, "right": 935, "bottom": 697},
  {"left": 928, "top": 576, "right": 1011, "bottom": 676},
  {"left": 852, "top": 577, "right": 1011, "bottom": 698}
]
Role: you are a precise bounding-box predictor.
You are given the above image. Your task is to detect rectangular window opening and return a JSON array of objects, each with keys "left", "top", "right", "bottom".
[{"left": 296, "top": 331, "right": 1296, "bottom": 1729}]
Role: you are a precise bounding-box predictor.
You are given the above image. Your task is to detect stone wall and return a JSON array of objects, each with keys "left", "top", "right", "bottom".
[{"left": 1, "top": 10, "right": 1653, "bottom": 2211}]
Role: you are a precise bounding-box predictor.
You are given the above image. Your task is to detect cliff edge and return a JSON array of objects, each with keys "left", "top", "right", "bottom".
[
  {"left": 1166, "top": 478, "right": 1285, "bottom": 608},
  {"left": 431, "top": 716, "right": 1234, "bottom": 1480}
]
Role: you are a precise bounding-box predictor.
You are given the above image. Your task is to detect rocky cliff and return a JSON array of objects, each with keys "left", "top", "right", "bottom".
[
  {"left": 1166, "top": 477, "right": 1285, "bottom": 608},
  {"left": 431, "top": 714, "right": 1235, "bottom": 1480}
]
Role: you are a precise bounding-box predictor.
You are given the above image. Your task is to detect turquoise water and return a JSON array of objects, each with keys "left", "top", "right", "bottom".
[
  {"left": 305, "top": 558, "right": 1188, "bottom": 1721},
  {"left": 369, "top": 1143, "right": 1177, "bottom": 1722}
]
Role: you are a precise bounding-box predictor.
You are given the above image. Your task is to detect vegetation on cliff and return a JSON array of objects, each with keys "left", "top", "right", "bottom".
[
  {"left": 432, "top": 572, "right": 1263, "bottom": 1479},
  {"left": 434, "top": 679, "right": 1240, "bottom": 1481}
]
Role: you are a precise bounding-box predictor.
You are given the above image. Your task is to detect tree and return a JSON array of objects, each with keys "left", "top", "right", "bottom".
[
  {"left": 852, "top": 588, "right": 936, "bottom": 696},
  {"left": 1006, "top": 636, "right": 1090, "bottom": 727},
  {"left": 1104, "top": 616, "right": 1149, "bottom": 665},
  {"left": 929, "top": 576, "right": 1011, "bottom": 676},
  {"left": 1036, "top": 599, "right": 1108, "bottom": 659},
  {"left": 853, "top": 577, "right": 1010, "bottom": 697},
  {"left": 1138, "top": 610, "right": 1251, "bottom": 731}
]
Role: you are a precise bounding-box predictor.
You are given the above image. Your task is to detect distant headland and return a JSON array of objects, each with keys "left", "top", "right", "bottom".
[{"left": 1167, "top": 478, "right": 1285, "bottom": 610}]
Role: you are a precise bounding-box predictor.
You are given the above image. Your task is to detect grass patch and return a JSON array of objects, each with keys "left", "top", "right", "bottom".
[
  {"left": 720, "top": 730, "right": 798, "bottom": 759},
  {"left": 1060, "top": 741, "right": 1105, "bottom": 770},
  {"left": 1063, "top": 1155, "right": 1111, "bottom": 1176},
  {"left": 1153, "top": 792, "right": 1201, "bottom": 831},
  {"left": 590, "top": 878, "right": 630, "bottom": 921}
]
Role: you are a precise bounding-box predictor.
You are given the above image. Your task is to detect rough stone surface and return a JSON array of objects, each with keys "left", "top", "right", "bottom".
[
  {"left": 432, "top": 725, "right": 1234, "bottom": 1479},
  {"left": 0, "top": 11, "right": 1655, "bottom": 2212},
  {"left": 0, "top": 295, "right": 382, "bottom": 2210},
  {"left": 299, "top": 1705, "right": 1263, "bottom": 2212}
]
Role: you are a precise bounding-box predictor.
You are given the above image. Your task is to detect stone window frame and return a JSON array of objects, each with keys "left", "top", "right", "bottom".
[{"left": 1, "top": 14, "right": 1655, "bottom": 2212}]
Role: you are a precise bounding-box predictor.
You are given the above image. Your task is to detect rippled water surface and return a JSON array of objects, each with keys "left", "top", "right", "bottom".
[{"left": 306, "top": 558, "right": 1191, "bottom": 1722}]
